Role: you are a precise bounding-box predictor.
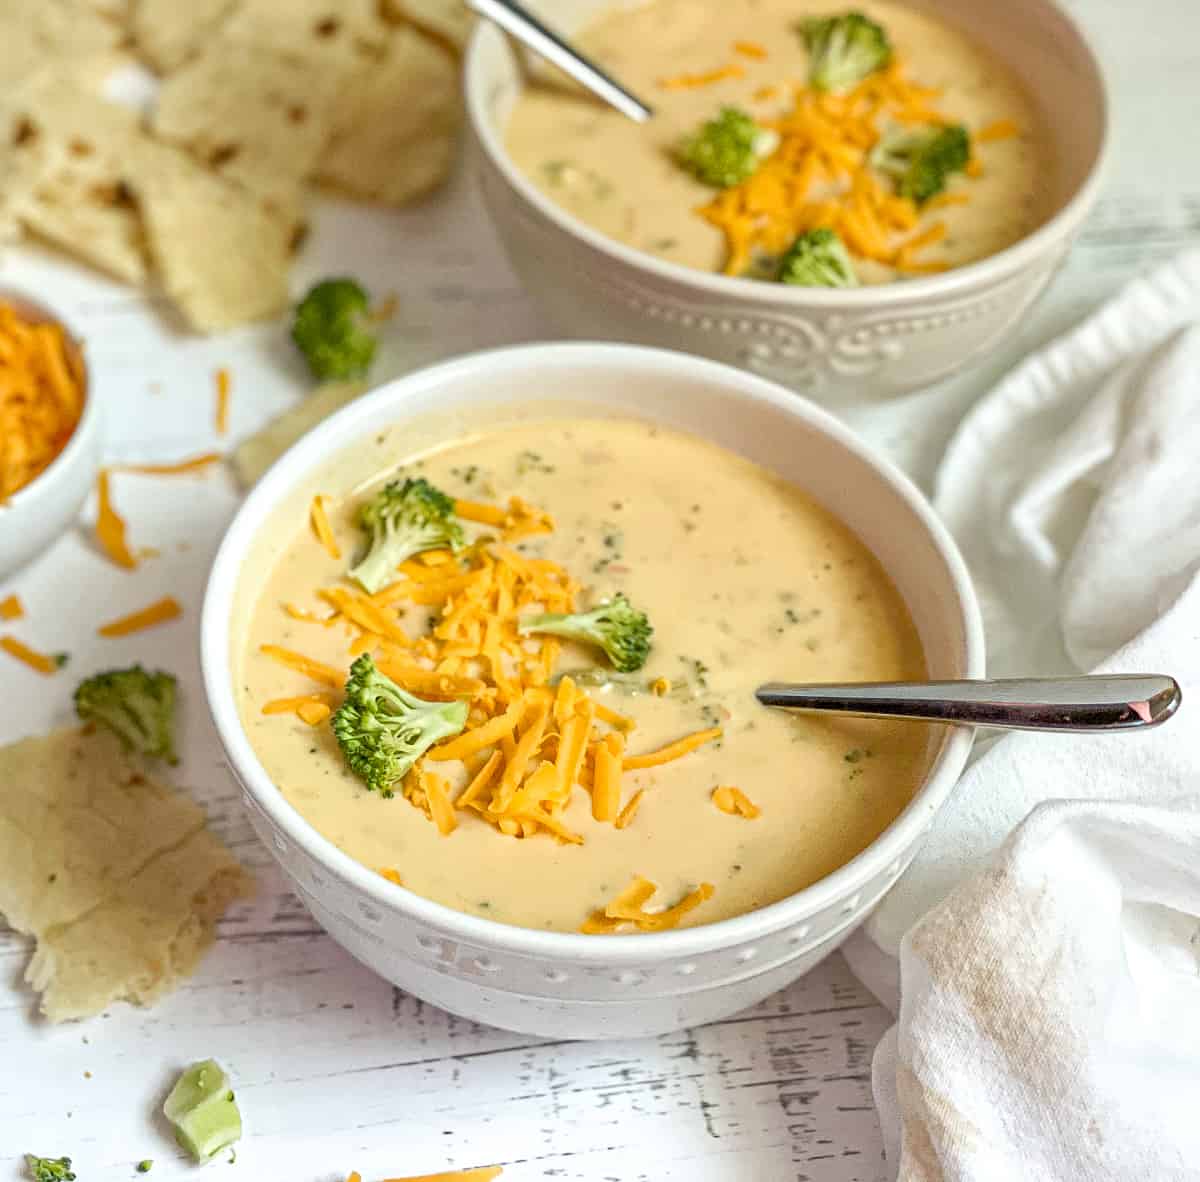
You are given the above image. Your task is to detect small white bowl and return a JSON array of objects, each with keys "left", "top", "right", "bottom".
[
  {"left": 0, "top": 292, "right": 99, "bottom": 582},
  {"left": 465, "top": 0, "right": 1108, "bottom": 403},
  {"left": 201, "top": 343, "right": 984, "bottom": 1039}
]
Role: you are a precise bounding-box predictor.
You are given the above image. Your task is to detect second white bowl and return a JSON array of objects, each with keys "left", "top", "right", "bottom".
[{"left": 466, "top": 0, "right": 1108, "bottom": 403}]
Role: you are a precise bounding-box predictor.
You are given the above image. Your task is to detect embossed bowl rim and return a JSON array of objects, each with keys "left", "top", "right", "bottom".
[
  {"left": 202, "top": 342, "right": 984, "bottom": 964},
  {"left": 464, "top": 0, "right": 1109, "bottom": 308}
]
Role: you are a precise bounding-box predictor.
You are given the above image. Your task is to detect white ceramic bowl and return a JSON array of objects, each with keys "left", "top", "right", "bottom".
[
  {"left": 201, "top": 343, "right": 984, "bottom": 1039},
  {"left": 466, "top": 0, "right": 1108, "bottom": 403},
  {"left": 0, "top": 292, "right": 99, "bottom": 581}
]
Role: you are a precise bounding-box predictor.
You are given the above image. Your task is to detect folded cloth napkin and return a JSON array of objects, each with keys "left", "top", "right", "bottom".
[{"left": 841, "top": 249, "right": 1200, "bottom": 1181}]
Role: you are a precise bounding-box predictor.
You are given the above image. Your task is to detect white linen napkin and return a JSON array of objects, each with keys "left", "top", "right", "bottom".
[{"left": 841, "top": 249, "right": 1200, "bottom": 1181}]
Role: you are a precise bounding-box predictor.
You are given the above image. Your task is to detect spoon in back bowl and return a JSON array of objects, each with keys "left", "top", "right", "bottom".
[
  {"left": 755, "top": 675, "right": 1182, "bottom": 733},
  {"left": 467, "top": 0, "right": 655, "bottom": 122}
]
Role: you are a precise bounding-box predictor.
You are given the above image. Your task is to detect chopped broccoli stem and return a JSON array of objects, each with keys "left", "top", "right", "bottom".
[
  {"left": 74, "top": 666, "right": 178, "bottom": 763},
  {"left": 349, "top": 477, "right": 465, "bottom": 593},
  {"left": 800, "top": 11, "right": 892, "bottom": 92},
  {"left": 332, "top": 655, "right": 469, "bottom": 795},
  {"left": 162, "top": 1060, "right": 242, "bottom": 1164},
  {"left": 136, "top": 1163, "right": 153, "bottom": 1174},
  {"left": 677, "top": 107, "right": 779, "bottom": 188},
  {"left": 290, "top": 278, "right": 378, "bottom": 380},
  {"left": 776, "top": 228, "right": 859, "bottom": 287},
  {"left": 519, "top": 593, "right": 652, "bottom": 673},
  {"left": 25, "top": 1157, "right": 75, "bottom": 1182},
  {"left": 871, "top": 124, "right": 970, "bottom": 203}
]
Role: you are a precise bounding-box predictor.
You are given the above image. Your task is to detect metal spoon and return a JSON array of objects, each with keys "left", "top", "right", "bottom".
[
  {"left": 755, "top": 675, "right": 1182, "bottom": 733},
  {"left": 468, "top": 0, "right": 655, "bottom": 123}
]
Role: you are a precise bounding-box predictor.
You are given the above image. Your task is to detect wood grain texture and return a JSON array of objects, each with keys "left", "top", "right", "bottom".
[{"left": 2, "top": 1, "right": 1198, "bottom": 1173}]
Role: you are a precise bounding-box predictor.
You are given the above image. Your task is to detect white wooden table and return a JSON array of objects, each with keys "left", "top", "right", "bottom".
[{"left": 3, "top": 2, "right": 1197, "bottom": 1177}]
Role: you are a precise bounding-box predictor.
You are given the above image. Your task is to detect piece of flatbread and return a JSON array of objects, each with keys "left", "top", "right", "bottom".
[
  {"left": 132, "top": 142, "right": 296, "bottom": 332},
  {"left": 129, "top": 0, "right": 238, "bottom": 73},
  {"left": 152, "top": 39, "right": 342, "bottom": 217},
  {"left": 233, "top": 379, "right": 367, "bottom": 488},
  {"left": 221, "top": 0, "right": 390, "bottom": 63},
  {"left": 386, "top": 0, "right": 475, "bottom": 50},
  {"left": 0, "top": 1, "right": 123, "bottom": 93},
  {"left": 0, "top": 727, "right": 252, "bottom": 1021},
  {"left": 1, "top": 79, "right": 151, "bottom": 282},
  {"left": 318, "top": 25, "right": 461, "bottom": 206},
  {"left": 27, "top": 829, "right": 248, "bottom": 1022}
]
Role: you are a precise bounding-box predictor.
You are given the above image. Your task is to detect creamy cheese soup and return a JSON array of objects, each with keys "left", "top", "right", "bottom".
[
  {"left": 239, "top": 419, "right": 932, "bottom": 933},
  {"left": 505, "top": 0, "right": 1049, "bottom": 282}
]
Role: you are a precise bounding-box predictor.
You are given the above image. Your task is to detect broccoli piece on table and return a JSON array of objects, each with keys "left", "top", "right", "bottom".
[
  {"left": 677, "top": 107, "right": 779, "bottom": 188},
  {"left": 350, "top": 476, "right": 464, "bottom": 593},
  {"left": 25, "top": 1157, "right": 75, "bottom": 1182},
  {"left": 163, "top": 1060, "right": 242, "bottom": 1164},
  {"left": 519, "top": 593, "right": 652, "bottom": 673},
  {"left": 74, "top": 666, "right": 178, "bottom": 764},
  {"left": 871, "top": 124, "right": 970, "bottom": 203},
  {"left": 290, "top": 278, "right": 377, "bottom": 380},
  {"left": 332, "top": 654, "right": 468, "bottom": 796},
  {"left": 800, "top": 11, "right": 892, "bottom": 91},
  {"left": 776, "top": 228, "right": 859, "bottom": 287}
]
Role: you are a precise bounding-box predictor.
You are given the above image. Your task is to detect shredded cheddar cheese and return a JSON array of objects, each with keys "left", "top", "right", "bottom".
[
  {"left": 96, "top": 470, "right": 139, "bottom": 570},
  {"left": 0, "top": 594, "right": 23, "bottom": 620},
  {"left": 379, "top": 868, "right": 403, "bottom": 885},
  {"left": 376, "top": 1169, "right": 503, "bottom": 1182},
  {"left": 262, "top": 693, "right": 335, "bottom": 722},
  {"left": 733, "top": 40, "right": 767, "bottom": 60},
  {"left": 712, "top": 785, "right": 761, "bottom": 819},
  {"left": 215, "top": 367, "right": 231, "bottom": 435},
  {"left": 297, "top": 700, "right": 332, "bottom": 725},
  {"left": 622, "top": 726, "right": 722, "bottom": 771},
  {"left": 660, "top": 64, "right": 745, "bottom": 90},
  {"left": 97, "top": 595, "right": 182, "bottom": 637},
  {"left": 0, "top": 301, "right": 86, "bottom": 501},
  {"left": 977, "top": 118, "right": 1019, "bottom": 142},
  {"left": 259, "top": 643, "right": 343, "bottom": 687},
  {"left": 310, "top": 495, "right": 342, "bottom": 560},
  {"left": 0, "top": 634, "right": 62, "bottom": 674},
  {"left": 697, "top": 59, "right": 974, "bottom": 275},
  {"left": 581, "top": 876, "right": 715, "bottom": 934},
  {"left": 117, "top": 453, "right": 222, "bottom": 476},
  {"left": 614, "top": 787, "right": 645, "bottom": 830}
]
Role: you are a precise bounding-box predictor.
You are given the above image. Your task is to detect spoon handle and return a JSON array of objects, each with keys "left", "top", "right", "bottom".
[
  {"left": 468, "top": 0, "right": 655, "bottom": 122},
  {"left": 755, "top": 675, "right": 1182, "bottom": 732}
]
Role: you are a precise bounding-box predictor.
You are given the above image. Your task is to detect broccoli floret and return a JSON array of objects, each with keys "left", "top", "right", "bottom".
[
  {"left": 74, "top": 666, "right": 178, "bottom": 764},
  {"left": 163, "top": 1060, "right": 242, "bottom": 1164},
  {"left": 290, "top": 278, "right": 378, "bottom": 380},
  {"left": 871, "top": 124, "right": 970, "bottom": 203},
  {"left": 25, "top": 1157, "right": 75, "bottom": 1182},
  {"left": 800, "top": 12, "right": 892, "bottom": 92},
  {"left": 776, "top": 228, "right": 859, "bottom": 287},
  {"left": 519, "top": 593, "right": 652, "bottom": 673},
  {"left": 349, "top": 477, "right": 465, "bottom": 593},
  {"left": 677, "top": 107, "right": 779, "bottom": 188},
  {"left": 332, "top": 655, "right": 468, "bottom": 796}
]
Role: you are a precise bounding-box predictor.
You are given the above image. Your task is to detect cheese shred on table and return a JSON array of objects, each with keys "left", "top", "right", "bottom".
[
  {"left": 257, "top": 489, "right": 725, "bottom": 930},
  {"left": 0, "top": 301, "right": 86, "bottom": 501},
  {"left": 215, "top": 367, "right": 231, "bottom": 435},
  {"left": 0, "top": 634, "right": 62, "bottom": 674},
  {"left": 98, "top": 595, "right": 183, "bottom": 637}
]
